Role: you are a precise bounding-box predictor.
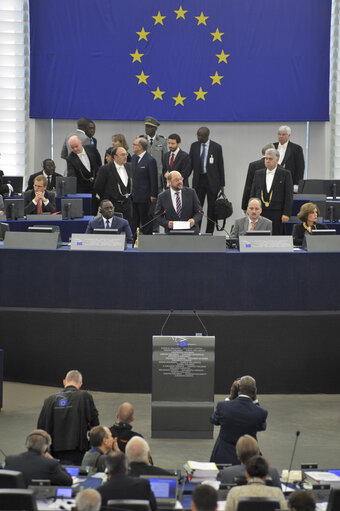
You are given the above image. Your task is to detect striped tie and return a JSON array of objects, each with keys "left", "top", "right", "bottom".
[{"left": 175, "top": 192, "right": 182, "bottom": 218}]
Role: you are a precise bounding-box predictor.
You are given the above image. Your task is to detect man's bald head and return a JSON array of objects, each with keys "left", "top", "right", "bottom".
[
  {"left": 69, "top": 136, "right": 83, "bottom": 154},
  {"left": 117, "top": 402, "right": 134, "bottom": 423},
  {"left": 168, "top": 171, "right": 183, "bottom": 191}
]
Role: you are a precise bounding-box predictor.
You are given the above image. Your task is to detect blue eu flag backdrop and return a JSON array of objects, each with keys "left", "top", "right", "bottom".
[{"left": 29, "top": 0, "right": 331, "bottom": 121}]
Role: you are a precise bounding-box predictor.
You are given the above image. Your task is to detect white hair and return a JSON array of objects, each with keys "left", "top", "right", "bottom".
[
  {"left": 126, "top": 436, "right": 150, "bottom": 463},
  {"left": 75, "top": 489, "right": 101, "bottom": 511},
  {"left": 278, "top": 125, "right": 291, "bottom": 135}
]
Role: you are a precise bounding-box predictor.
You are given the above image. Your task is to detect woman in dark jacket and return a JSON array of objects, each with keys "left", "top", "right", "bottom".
[{"left": 292, "top": 202, "right": 327, "bottom": 245}]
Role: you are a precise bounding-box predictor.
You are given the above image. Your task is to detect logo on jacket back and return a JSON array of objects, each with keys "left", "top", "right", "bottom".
[{"left": 58, "top": 398, "right": 68, "bottom": 407}]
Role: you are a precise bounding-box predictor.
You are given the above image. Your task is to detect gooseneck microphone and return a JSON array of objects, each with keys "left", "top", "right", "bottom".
[
  {"left": 193, "top": 310, "right": 209, "bottom": 336},
  {"left": 160, "top": 309, "right": 174, "bottom": 335},
  {"left": 286, "top": 430, "right": 301, "bottom": 484},
  {"left": 198, "top": 210, "right": 232, "bottom": 238},
  {"left": 139, "top": 210, "right": 166, "bottom": 231}
]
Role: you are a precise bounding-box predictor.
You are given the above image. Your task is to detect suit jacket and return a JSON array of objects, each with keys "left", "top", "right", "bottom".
[
  {"left": 210, "top": 396, "right": 268, "bottom": 464},
  {"left": 189, "top": 140, "right": 225, "bottom": 195},
  {"left": 162, "top": 149, "right": 191, "bottom": 187},
  {"left": 218, "top": 463, "right": 281, "bottom": 488},
  {"left": 225, "top": 478, "right": 286, "bottom": 511},
  {"left": 85, "top": 215, "right": 133, "bottom": 244},
  {"left": 241, "top": 157, "right": 265, "bottom": 211},
  {"left": 231, "top": 215, "right": 272, "bottom": 236},
  {"left": 154, "top": 187, "right": 203, "bottom": 234},
  {"left": 5, "top": 449, "right": 73, "bottom": 487},
  {"left": 292, "top": 221, "right": 327, "bottom": 246},
  {"left": 61, "top": 129, "right": 91, "bottom": 159},
  {"left": 143, "top": 134, "right": 168, "bottom": 190},
  {"left": 26, "top": 171, "right": 63, "bottom": 191},
  {"left": 250, "top": 166, "right": 293, "bottom": 217},
  {"left": 66, "top": 145, "right": 99, "bottom": 193},
  {"left": 129, "top": 462, "right": 171, "bottom": 477},
  {"left": 94, "top": 162, "right": 133, "bottom": 203},
  {"left": 23, "top": 189, "right": 56, "bottom": 215},
  {"left": 97, "top": 473, "right": 157, "bottom": 511},
  {"left": 274, "top": 141, "right": 305, "bottom": 185},
  {"left": 131, "top": 152, "right": 158, "bottom": 203},
  {"left": 0, "top": 170, "right": 11, "bottom": 195}
]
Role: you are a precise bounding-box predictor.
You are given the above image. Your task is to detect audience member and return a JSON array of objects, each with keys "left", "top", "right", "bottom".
[
  {"left": 112, "top": 133, "right": 132, "bottom": 162},
  {"left": 110, "top": 402, "right": 143, "bottom": 452},
  {"left": 75, "top": 488, "right": 102, "bottom": 511},
  {"left": 37, "top": 369, "right": 99, "bottom": 465},
  {"left": 23, "top": 174, "right": 56, "bottom": 214},
  {"left": 0, "top": 194, "right": 4, "bottom": 214},
  {"left": 210, "top": 375, "right": 267, "bottom": 464},
  {"left": 224, "top": 456, "right": 286, "bottom": 511},
  {"left": 274, "top": 125, "right": 305, "bottom": 190},
  {"left": 192, "top": 484, "right": 218, "bottom": 511},
  {"left": 288, "top": 490, "right": 316, "bottom": 511},
  {"left": 5, "top": 429, "right": 72, "bottom": 487},
  {"left": 104, "top": 147, "right": 114, "bottom": 164},
  {"left": 131, "top": 137, "right": 158, "bottom": 236},
  {"left": 292, "top": 202, "right": 327, "bottom": 246},
  {"left": 94, "top": 146, "right": 133, "bottom": 226},
  {"left": 218, "top": 435, "right": 281, "bottom": 488},
  {"left": 97, "top": 452, "right": 157, "bottom": 510},
  {"left": 241, "top": 143, "right": 275, "bottom": 211},
  {"left": 0, "top": 169, "right": 14, "bottom": 196},
  {"left": 81, "top": 425, "right": 116, "bottom": 472},
  {"left": 26, "top": 159, "right": 62, "bottom": 191},
  {"left": 126, "top": 436, "right": 171, "bottom": 476},
  {"left": 61, "top": 117, "right": 91, "bottom": 159},
  {"left": 143, "top": 116, "right": 168, "bottom": 192},
  {"left": 250, "top": 148, "right": 293, "bottom": 234},
  {"left": 154, "top": 171, "right": 203, "bottom": 234},
  {"left": 85, "top": 199, "right": 133, "bottom": 244},
  {"left": 162, "top": 133, "right": 191, "bottom": 187},
  {"left": 231, "top": 198, "right": 272, "bottom": 236},
  {"left": 85, "top": 120, "right": 102, "bottom": 166},
  {"left": 66, "top": 135, "right": 99, "bottom": 195}
]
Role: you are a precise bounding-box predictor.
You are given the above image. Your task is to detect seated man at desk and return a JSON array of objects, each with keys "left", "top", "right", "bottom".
[
  {"left": 86, "top": 199, "right": 134, "bottom": 244},
  {"left": 154, "top": 170, "right": 203, "bottom": 234},
  {"left": 24, "top": 174, "right": 56, "bottom": 215},
  {"left": 231, "top": 198, "right": 272, "bottom": 236}
]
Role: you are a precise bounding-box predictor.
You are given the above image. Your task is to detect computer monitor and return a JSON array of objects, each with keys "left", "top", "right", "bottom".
[
  {"left": 2, "top": 176, "right": 23, "bottom": 194},
  {"left": 298, "top": 179, "right": 325, "bottom": 194},
  {"left": 61, "top": 198, "right": 83, "bottom": 219},
  {"left": 93, "top": 228, "right": 119, "bottom": 234},
  {"left": 245, "top": 230, "right": 271, "bottom": 236},
  {"left": 4, "top": 198, "right": 25, "bottom": 220},
  {"left": 324, "top": 180, "right": 340, "bottom": 199},
  {"left": 56, "top": 176, "right": 77, "bottom": 196},
  {"left": 325, "top": 202, "right": 340, "bottom": 222}
]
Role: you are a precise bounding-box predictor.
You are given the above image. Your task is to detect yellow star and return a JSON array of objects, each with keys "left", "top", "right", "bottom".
[
  {"left": 136, "top": 71, "right": 150, "bottom": 85},
  {"left": 130, "top": 49, "right": 144, "bottom": 63},
  {"left": 172, "top": 92, "right": 187, "bottom": 106},
  {"left": 151, "top": 86, "right": 166, "bottom": 100},
  {"left": 211, "top": 28, "right": 224, "bottom": 42},
  {"left": 210, "top": 72, "right": 224, "bottom": 85},
  {"left": 194, "top": 87, "right": 208, "bottom": 101},
  {"left": 216, "top": 50, "right": 230, "bottom": 64},
  {"left": 152, "top": 11, "right": 166, "bottom": 25},
  {"left": 174, "top": 5, "right": 188, "bottom": 19},
  {"left": 195, "top": 12, "right": 209, "bottom": 26},
  {"left": 136, "top": 27, "right": 150, "bottom": 41}
]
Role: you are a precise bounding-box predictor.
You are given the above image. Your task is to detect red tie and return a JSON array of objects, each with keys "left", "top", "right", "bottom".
[
  {"left": 170, "top": 152, "right": 175, "bottom": 169},
  {"left": 251, "top": 221, "right": 256, "bottom": 231},
  {"left": 37, "top": 199, "right": 42, "bottom": 214}
]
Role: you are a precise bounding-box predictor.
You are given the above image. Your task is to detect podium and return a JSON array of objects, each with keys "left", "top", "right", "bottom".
[{"left": 152, "top": 335, "right": 215, "bottom": 438}]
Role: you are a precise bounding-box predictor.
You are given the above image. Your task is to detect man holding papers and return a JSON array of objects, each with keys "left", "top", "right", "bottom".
[{"left": 154, "top": 171, "right": 203, "bottom": 234}]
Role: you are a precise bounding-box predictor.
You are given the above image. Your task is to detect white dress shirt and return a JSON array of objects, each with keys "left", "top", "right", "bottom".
[
  {"left": 77, "top": 148, "right": 91, "bottom": 171},
  {"left": 277, "top": 141, "right": 288, "bottom": 165},
  {"left": 266, "top": 167, "right": 277, "bottom": 192},
  {"left": 115, "top": 164, "right": 128, "bottom": 187}
]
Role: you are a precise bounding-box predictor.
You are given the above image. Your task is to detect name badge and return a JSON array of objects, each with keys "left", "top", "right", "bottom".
[{"left": 209, "top": 155, "right": 214, "bottom": 164}]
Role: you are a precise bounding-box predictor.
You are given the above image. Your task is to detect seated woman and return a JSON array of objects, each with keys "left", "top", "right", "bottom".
[{"left": 292, "top": 202, "right": 327, "bottom": 246}]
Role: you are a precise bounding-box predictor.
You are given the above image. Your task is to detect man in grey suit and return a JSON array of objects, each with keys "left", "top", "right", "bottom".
[
  {"left": 154, "top": 171, "right": 203, "bottom": 234},
  {"left": 231, "top": 198, "right": 272, "bottom": 237}
]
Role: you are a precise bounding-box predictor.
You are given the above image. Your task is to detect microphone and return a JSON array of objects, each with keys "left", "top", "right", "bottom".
[
  {"left": 160, "top": 309, "right": 174, "bottom": 336},
  {"left": 139, "top": 210, "right": 166, "bottom": 232},
  {"left": 286, "top": 430, "right": 301, "bottom": 484},
  {"left": 193, "top": 310, "right": 208, "bottom": 336},
  {"left": 198, "top": 210, "right": 232, "bottom": 238}
]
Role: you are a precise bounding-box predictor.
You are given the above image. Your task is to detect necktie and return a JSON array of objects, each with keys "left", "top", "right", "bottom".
[
  {"left": 170, "top": 152, "right": 175, "bottom": 169},
  {"left": 200, "top": 143, "right": 206, "bottom": 174},
  {"left": 149, "top": 138, "right": 153, "bottom": 146},
  {"left": 47, "top": 175, "right": 51, "bottom": 188},
  {"left": 37, "top": 199, "right": 42, "bottom": 214},
  {"left": 106, "top": 219, "right": 110, "bottom": 229},
  {"left": 175, "top": 192, "right": 182, "bottom": 218},
  {"left": 251, "top": 221, "right": 256, "bottom": 231}
]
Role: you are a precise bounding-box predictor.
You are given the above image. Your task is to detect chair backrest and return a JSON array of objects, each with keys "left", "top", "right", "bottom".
[
  {"left": 0, "top": 469, "right": 26, "bottom": 489},
  {"left": 107, "top": 499, "right": 151, "bottom": 511},
  {"left": 327, "top": 487, "right": 340, "bottom": 511},
  {"left": 0, "top": 489, "right": 37, "bottom": 511},
  {"left": 237, "top": 497, "right": 281, "bottom": 511},
  {"left": 0, "top": 222, "right": 9, "bottom": 241}
]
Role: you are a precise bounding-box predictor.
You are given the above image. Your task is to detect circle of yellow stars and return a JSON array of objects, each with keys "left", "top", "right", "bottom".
[{"left": 129, "top": 6, "right": 230, "bottom": 107}]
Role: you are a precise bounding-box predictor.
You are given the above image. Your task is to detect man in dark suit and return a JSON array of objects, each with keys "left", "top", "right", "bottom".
[
  {"left": 210, "top": 376, "right": 268, "bottom": 465},
  {"left": 231, "top": 198, "right": 272, "bottom": 236},
  {"left": 163, "top": 133, "right": 191, "bottom": 187},
  {"left": 26, "top": 159, "right": 62, "bottom": 191},
  {"left": 154, "top": 171, "right": 203, "bottom": 234},
  {"left": 98, "top": 452, "right": 157, "bottom": 510},
  {"left": 5, "top": 429, "right": 72, "bottom": 487},
  {"left": 24, "top": 174, "right": 56, "bottom": 215},
  {"left": 251, "top": 148, "right": 293, "bottom": 235},
  {"left": 188, "top": 127, "right": 225, "bottom": 233},
  {"left": 241, "top": 144, "right": 275, "bottom": 211},
  {"left": 94, "top": 147, "right": 133, "bottom": 227},
  {"left": 126, "top": 436, "right": 170, "bottom": 477},
  {"left": 274, "top": 125, "right": 305, "bottom": 190},
  {"left": 85, "top": 120, "right": 102, "bottom": 167},
  {"left": 131, "top": 137, "right": 158, "bottom": 236},
  {"left": 85, "top": 200, "right": 133, "bottom": 244},
  {"left": 67, "top": 136, "right": 99, "bottom": 194}
]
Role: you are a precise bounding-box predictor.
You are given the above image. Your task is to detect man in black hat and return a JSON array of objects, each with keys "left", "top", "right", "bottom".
[{"left": 143, "top": 116, "right": 167, "bottom": 193}]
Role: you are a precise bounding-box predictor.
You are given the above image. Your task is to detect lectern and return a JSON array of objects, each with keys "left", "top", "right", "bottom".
[{"left": 152, "top": 335, "right": 215, "bottom": 439}]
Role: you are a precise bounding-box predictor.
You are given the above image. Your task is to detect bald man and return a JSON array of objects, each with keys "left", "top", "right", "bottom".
[
  {"left": 154, "top": 171, "right": 203, "bottom": 234},
  {"left": 66, "top": 136, "right": 99, "bottom": 194},
  {"left": 110, "top": 402, "right": 143, "bottom": 452}
]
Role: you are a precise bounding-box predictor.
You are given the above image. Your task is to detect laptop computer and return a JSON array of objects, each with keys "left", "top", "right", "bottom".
[{"left": 141, "top": 475, "right": 178, "bottom": 509}]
